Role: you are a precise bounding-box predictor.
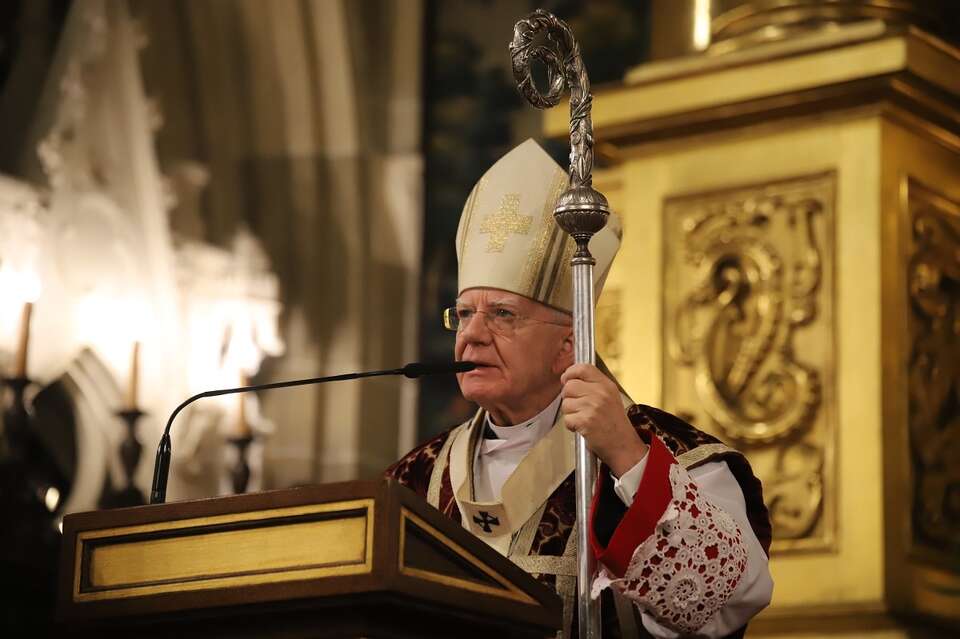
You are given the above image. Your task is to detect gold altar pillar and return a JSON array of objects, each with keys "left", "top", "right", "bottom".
[{"left": 546, "top": 6, "right": 960, "bottom": 636}]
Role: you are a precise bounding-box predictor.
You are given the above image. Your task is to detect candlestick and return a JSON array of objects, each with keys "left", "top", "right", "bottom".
[
  {"left": 126, "top": 341, "right": 140, "bottom": 410},
  {"left": 13, "top": 302, "right": 33, "bottom": 378},
  {"left": 99, "top": 409, "right": 147, "bottom": 508},
  {"left": 227, "top": 372, "right": 254, "bottom": 494}
]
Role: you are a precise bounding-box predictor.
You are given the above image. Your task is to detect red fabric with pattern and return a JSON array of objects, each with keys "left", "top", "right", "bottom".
[{"left": 384, "top": 430, "right": 450, "bottom": 498}]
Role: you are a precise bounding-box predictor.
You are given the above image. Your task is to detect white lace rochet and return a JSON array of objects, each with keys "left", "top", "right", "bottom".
[{"left": 592, "top": 463, "right": 747, "bottom": 635}]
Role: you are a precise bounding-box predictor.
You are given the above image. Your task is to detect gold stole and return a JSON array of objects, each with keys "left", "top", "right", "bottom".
[{"left": 448, "top": 408, "right": 576, "bottom": 555}]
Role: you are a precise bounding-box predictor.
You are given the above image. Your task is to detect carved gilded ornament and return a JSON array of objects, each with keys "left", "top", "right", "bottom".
[
  {"left": 906, "top": 179, "right": 960, "bottom": 558},
  {"left": 595, "top": 287, "right": 622, "bottom": 379},
  {"left": 668, "top": 189, "right": 823, "bottom": 444},
  {"left": 663, "top": 173, "right": 836, "bottom": 550}
]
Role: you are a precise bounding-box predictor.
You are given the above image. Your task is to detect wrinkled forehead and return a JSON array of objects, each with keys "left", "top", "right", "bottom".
[
  {"left": 456, "top": 287, "right": 528, "bottom": 307},
  {"left": 456, "top": 287, "right": 569, "bottom": 315}
]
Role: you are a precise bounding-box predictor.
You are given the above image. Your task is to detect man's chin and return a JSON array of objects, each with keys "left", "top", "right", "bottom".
[{"left": 458, "top": 379, "right": 506, "bottom": 406}]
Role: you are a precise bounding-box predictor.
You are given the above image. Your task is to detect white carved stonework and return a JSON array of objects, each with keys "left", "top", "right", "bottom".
[
  {"left": 0, "top": 176, "right": 47, "bottom": 374},
  {"left": 172, "top": 230, "right": 284, "bottom": 499},
  {"left": 0, "top": 0, "right": 285, "bottom": 512},
  {"left": 58, "top": 348, "right": 127, "bottom": 514}
]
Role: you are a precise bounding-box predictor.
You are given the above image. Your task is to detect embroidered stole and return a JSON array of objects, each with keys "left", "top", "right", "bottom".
[{"left": 448, "top": 408, "right": 575, "bottom": 555}]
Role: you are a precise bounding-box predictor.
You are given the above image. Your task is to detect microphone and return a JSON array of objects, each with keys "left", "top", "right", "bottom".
[{"left": 149, "top": 361, "right": 475, "bottom": 504}]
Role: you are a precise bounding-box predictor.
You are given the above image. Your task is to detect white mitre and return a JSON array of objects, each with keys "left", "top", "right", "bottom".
[{"left": 455, "top": 139, "right": 622, "bottom": 312}]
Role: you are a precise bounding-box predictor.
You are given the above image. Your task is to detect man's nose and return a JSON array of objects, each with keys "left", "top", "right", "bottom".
[{"left": 459, "top": 311, "right": 493, "bottom": 342}]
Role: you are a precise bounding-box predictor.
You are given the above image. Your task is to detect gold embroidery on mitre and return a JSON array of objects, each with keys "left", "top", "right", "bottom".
[
  {"left": 458, "top": 177, "right": 486, "bottom": 260},
  {"left": 520, "top": 169, "right": 568, "bottom": 299},
  {"left": 546, "top": 235, "right": 576, "bottom": 308},
  {"left": 479, "top": 193, "right": 533, "bottom": 252}
]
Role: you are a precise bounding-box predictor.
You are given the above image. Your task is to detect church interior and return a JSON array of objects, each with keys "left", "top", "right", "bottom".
[{"left": 0, "top": 0, "right": 958, "bottom": 636}]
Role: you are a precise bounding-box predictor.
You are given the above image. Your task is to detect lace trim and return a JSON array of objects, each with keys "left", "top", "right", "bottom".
[{"left": 592, "top": 463, "right": 747, "bottom": 635}]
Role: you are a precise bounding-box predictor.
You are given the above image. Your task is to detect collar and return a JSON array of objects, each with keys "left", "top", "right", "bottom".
[{"left": 481, "top": 394, "right": 561, "bottom": 452}]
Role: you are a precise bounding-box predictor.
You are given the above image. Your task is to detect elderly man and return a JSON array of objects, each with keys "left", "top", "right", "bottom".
[{"left": 387, "top": 140, "right": 772, "bottom": 638}]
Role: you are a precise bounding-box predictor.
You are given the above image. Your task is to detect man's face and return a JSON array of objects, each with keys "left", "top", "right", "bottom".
[{"left": 454, "top": 288, "right": 572, "bottom": 421}]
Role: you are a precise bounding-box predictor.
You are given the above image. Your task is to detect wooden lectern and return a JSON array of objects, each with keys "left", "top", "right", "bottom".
[{"left": 57, "top": 479, "right": 561, "bottom": 638}]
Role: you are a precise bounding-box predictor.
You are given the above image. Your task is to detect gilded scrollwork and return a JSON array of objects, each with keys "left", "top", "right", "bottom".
[
  {"left": 668, "top": 187, "right": 824, "bottom": 444},
  {"left": 906, "top": 180, "right": 960, "bottom": 557},
  {"left": 764, "top": 442, "right": 824, "bottom": 540},
  {"left": 662, "top": 173, "right": 836, "bottom": 552},
  {"left": 596, "top": 287, "right": 622, "bottom": 379}
]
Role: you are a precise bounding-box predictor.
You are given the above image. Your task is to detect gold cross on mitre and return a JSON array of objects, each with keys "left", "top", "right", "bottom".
[{"left": 478, "top": 193, "right": 533, "bottom": 252}]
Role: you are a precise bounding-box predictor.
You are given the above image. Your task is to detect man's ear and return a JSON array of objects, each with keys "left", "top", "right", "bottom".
[{"left": 553, "top": 329, "right": 575, "bottom": 374}]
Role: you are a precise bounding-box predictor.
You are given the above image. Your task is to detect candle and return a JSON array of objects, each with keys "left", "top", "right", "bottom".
[
  {"left": 236, "top": 372, "right": 250, "bottom": 438},
  {"left": 13, "top": 301, "right": 33, "bottom": 378},
  {"left": 126, "top": 341, "right": 140, "bottom": 410}
]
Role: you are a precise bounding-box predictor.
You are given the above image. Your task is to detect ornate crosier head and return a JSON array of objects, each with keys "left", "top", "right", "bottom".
[{"left": 509, "top": 9, "right": 610, "bottom": 263}]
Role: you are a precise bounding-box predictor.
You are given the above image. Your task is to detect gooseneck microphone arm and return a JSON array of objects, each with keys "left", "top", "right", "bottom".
[{"left": 149, "top": 361, "right": 476, "bottom": 504}]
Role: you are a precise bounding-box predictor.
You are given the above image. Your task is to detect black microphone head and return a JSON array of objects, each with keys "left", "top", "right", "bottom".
[{"left": 402, "top": 361, "right": 476, "bottom": 378}]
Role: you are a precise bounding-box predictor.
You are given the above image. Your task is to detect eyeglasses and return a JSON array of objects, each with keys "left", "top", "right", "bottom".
[{"left": 442, "top": 306, "right": 571, "bottom": 336}]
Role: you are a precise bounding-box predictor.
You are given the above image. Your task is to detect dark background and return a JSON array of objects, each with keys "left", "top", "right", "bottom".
[{"left": 417, "top": 0, "right": 652, "bottom": 440}]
